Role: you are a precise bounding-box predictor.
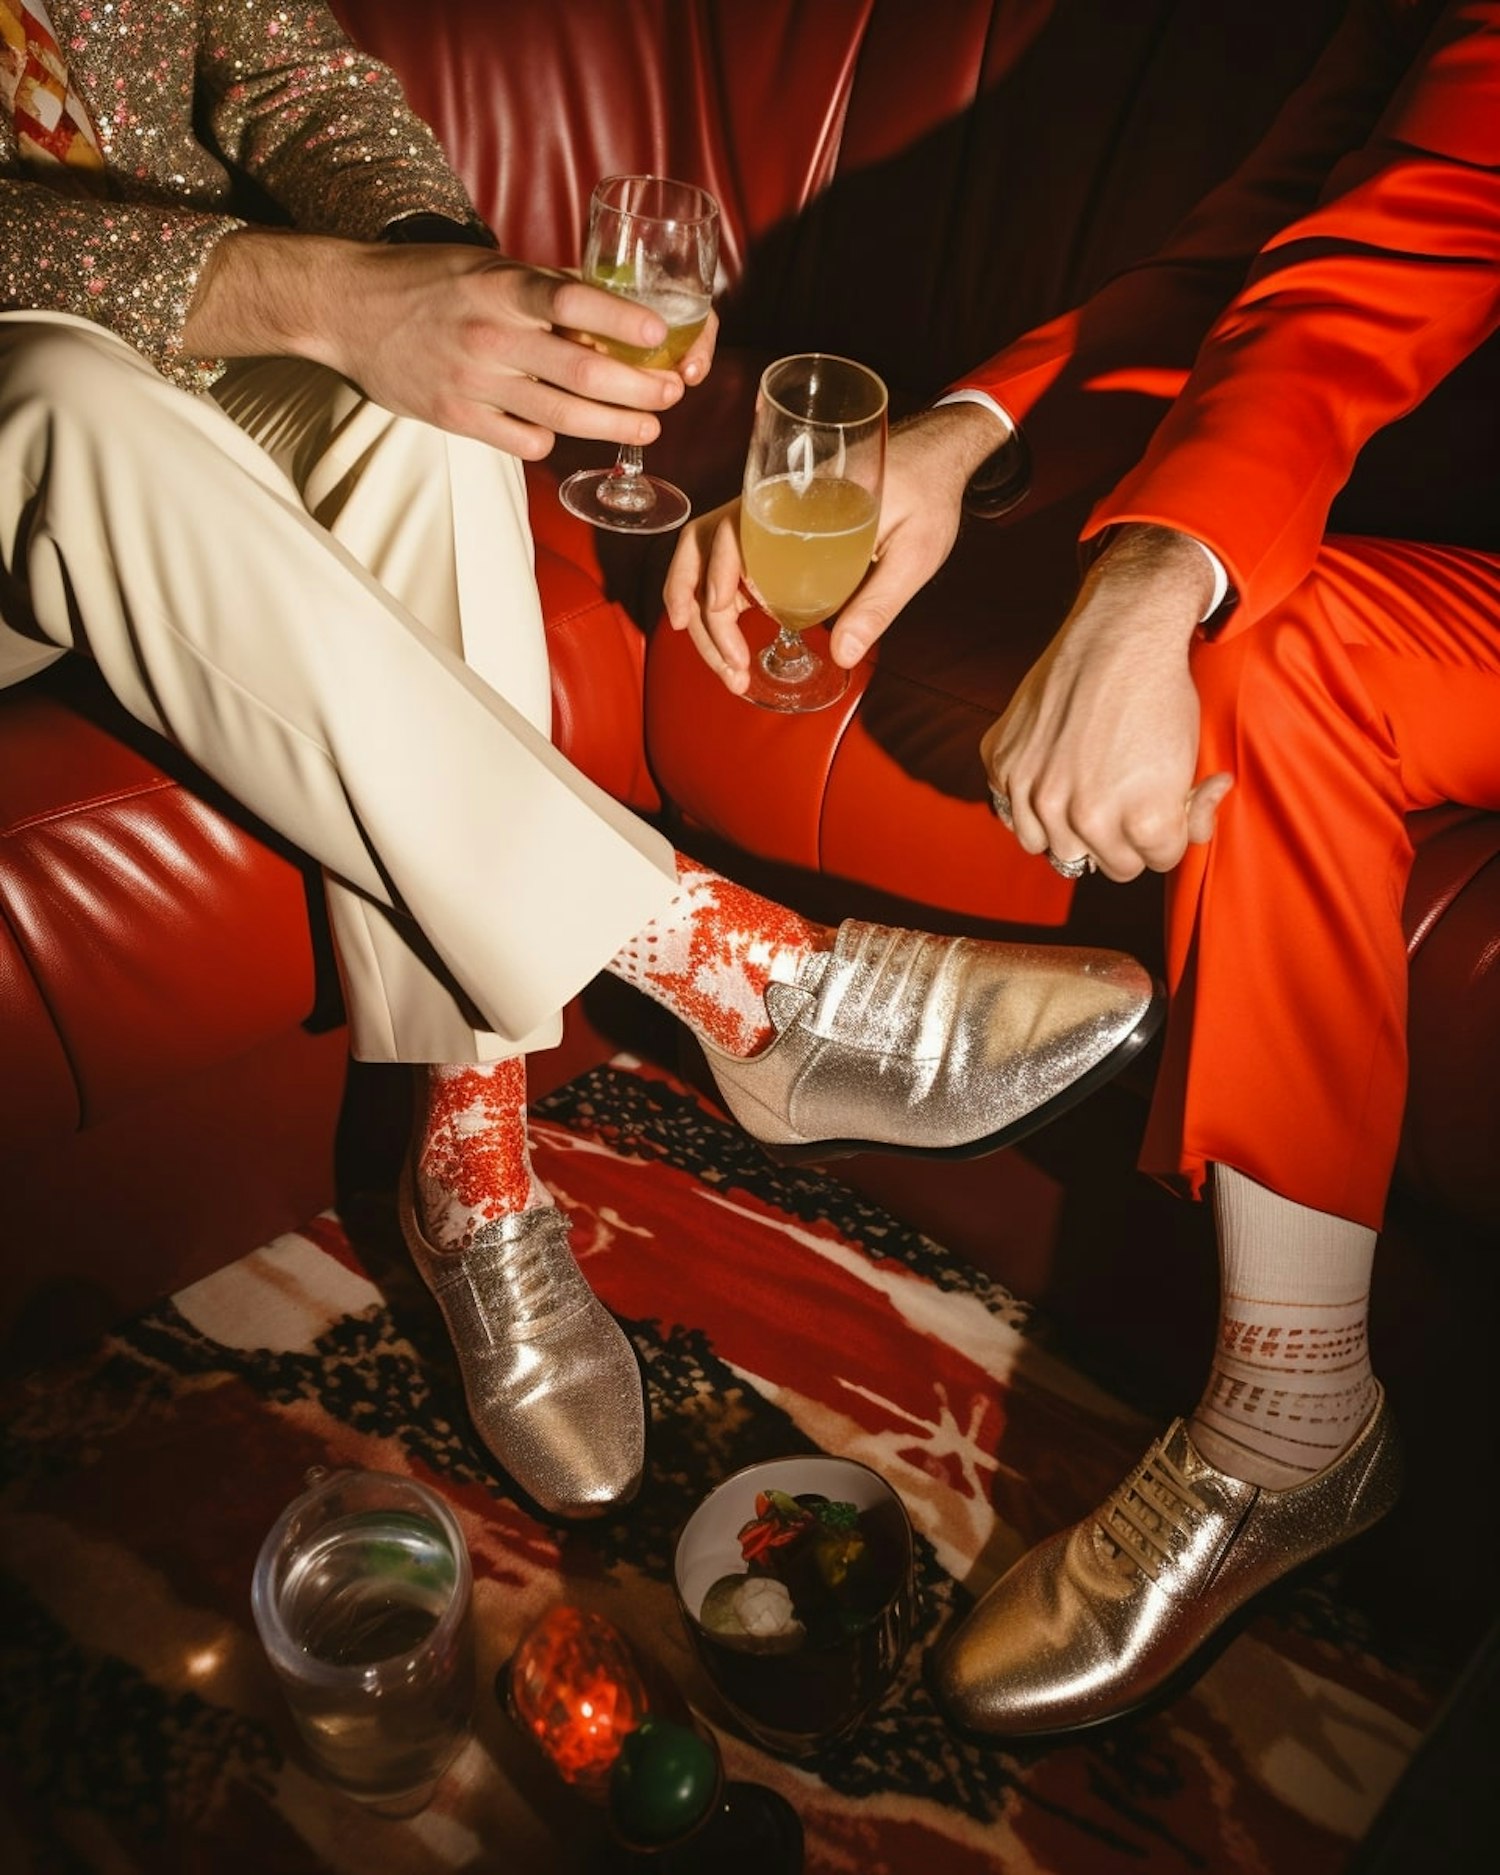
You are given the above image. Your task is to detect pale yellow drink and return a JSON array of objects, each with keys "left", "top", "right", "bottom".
[
  {"left": 587, "top": 282, "right": 710, "bottom": 367},
  {"left": 740, "top": 475, "right": 880, "bottom": 633}
]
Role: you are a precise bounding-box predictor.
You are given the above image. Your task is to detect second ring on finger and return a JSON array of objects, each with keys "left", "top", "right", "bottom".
[{"left": 986, "top": 778, "right": 1096, "bottom": 875}]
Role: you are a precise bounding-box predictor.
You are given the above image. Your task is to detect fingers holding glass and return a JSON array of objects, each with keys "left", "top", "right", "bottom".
[
  {"left": 558, "top": 175, "right": 720, "bottom": 535},
  {"left": 701, "top": 509, "right": 755, "bottom": 689},
  {"left": 664, "top": 503, "right": 755, "bottom": 692},
  {"left": 678, "top": 304, "right": 720, "bottom": 386}
]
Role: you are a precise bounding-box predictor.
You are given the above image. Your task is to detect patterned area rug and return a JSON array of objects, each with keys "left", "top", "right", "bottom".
[{"left": 1, "top": 1058, "right": 1440, "bottom": 1873}]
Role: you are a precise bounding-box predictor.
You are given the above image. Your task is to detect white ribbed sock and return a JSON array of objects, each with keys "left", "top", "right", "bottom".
[{"left": 1187, "top": 1165, "right": 1380, "bottom": 1490}]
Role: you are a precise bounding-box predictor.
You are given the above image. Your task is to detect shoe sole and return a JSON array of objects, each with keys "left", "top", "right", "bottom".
[{"left": 759, "top": 982, "right": 1166, "bottom": 1166}]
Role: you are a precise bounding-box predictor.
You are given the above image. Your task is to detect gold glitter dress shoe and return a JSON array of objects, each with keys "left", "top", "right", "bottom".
[
  {"left": 700, "top": 919, "right": 1161, "bottom": 1160},
  {"left": 930, "top": 1387, "right": 1402, "bottom": 1739},
  {"left": 398, "top": 1166, "right": 644, "bottom": 1520}
]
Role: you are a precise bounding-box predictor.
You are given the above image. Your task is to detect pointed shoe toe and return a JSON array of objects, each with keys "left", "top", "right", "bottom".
[
  {"left": 702, "top": 917, "right": 1162, "bottom": 1160},
  {"left": 931, "top": 1388, "right": 1402, "bottom": 1740},
  {"left": 929, "top": 1526, "right": 1087, "bottom": 1740},
  {"left": 399, "top": 1171, "right": 644, "bottom": 1520}
]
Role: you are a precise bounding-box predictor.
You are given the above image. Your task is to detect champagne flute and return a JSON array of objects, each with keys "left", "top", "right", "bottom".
[
  {"left": 738, "top": 353, "right": 886, "bottom": 713},
  {"left": 558, "top": 175, "right": 719, "bottom": 534}
]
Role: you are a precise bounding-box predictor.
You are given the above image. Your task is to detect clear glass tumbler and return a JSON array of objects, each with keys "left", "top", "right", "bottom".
[{"left": 251, "top": 1467, "right": 475, "bottom": 1816}]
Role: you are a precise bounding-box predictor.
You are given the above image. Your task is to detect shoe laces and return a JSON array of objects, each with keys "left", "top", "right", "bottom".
[
  {"left": 1096, "top": 1443, "right": 1208, "bottom": 1582},
  {"left": 479, "top": 1230, "right": 567, "bottom": 1326},
  {"left": 438, "top": 1210, "right": 589, "bottom": 1334}
]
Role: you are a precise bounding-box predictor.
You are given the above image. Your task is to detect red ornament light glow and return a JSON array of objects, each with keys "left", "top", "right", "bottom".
[{"left": 507, "top": 1606, "right": 650, "bottom": 1797}]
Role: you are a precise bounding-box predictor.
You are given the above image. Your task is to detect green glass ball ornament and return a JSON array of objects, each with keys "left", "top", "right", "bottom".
[{"left": 607, "top": 1716, "right": 721, "bottom": 1848}]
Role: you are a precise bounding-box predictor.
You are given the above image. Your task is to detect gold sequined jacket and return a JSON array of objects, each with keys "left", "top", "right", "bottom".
[{"left": 1, "top": 0, "right": 487, "bottom": 387}]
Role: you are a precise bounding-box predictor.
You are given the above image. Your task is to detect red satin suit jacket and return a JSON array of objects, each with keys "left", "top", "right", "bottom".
[{"left": 956, "top": 0, "right": 1500, "bottom": 629}]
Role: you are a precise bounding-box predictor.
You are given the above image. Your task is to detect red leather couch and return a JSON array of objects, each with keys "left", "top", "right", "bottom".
[{"left": 4, "top": 0, "right": 1497, "bottom": 1377}]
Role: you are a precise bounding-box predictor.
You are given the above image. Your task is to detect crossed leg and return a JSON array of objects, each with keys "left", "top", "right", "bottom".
[{"left": 0, "top": 312, "right": 1161, "bottom": 1518}]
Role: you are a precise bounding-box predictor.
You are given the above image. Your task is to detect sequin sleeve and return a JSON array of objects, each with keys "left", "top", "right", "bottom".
[
  {"left": 0, "top": 173, "right": 244, "bottom": 392},
  {"left": 0, "top": 2, "right": 489, "bottom": 390},
  {"left": 196, "top": 0, "right": 489, "bottom": 244}
]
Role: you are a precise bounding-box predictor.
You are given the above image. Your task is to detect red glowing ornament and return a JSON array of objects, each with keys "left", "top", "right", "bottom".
[{"left": 506, "top": 1606, "right": 650, "bottom": 1798}]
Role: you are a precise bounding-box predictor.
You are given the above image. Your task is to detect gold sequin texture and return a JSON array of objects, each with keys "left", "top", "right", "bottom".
[{"left": 1, "top": 1, "right": 485, "bottom": 387}]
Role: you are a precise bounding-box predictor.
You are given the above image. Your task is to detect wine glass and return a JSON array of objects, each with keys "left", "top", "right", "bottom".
[
  {"left": 558, "top": 175, "right": 720, "bottom": 535},
  {"left": 738, "top": 353, "right": 887, "bottom": 713}
]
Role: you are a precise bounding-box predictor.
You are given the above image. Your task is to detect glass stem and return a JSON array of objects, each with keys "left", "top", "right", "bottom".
[
  {"left": 763, "top": 624, "right": 817, "bottom": 682},
  {"left": 598, "top": 443, "right": 655, "bottom": 515},
  {"left": 612, "top": 444, "right": 645, "bottom": 483}
]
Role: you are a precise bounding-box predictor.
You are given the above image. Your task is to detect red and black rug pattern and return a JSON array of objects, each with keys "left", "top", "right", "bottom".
[{"left": 1, "top": 1058, "right": 1440, "bottom": 1873}]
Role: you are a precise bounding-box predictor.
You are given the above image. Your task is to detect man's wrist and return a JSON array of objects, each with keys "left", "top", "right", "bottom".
[
  {"left": 380, "top": 211, "right": 498, "bottom": 250},
  {"left": 1089, "top": 523, "right": 1221, "bottom": 626},
  {"left": 933, "top": 390, "right": 1029, "bottom": 518},
  {"left": 183, "top": 227, "right": 361, "bottom": 366}
]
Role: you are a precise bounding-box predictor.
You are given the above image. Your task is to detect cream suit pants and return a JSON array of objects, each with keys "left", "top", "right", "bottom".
[{"left": 0, "top": 311, "right": 678, "bottom": 1062}]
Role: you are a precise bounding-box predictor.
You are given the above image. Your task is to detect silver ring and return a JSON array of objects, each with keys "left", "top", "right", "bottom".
[
  {"left": 1046, "top": 850, "right": 1096, "bottom": 880},
  {"left": 989, "top": 788, "right": 1013, "bottom": 828}
]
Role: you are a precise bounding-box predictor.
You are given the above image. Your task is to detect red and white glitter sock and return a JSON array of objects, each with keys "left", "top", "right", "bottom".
[
  {"left": 607, "top": 852, "right": 832, "bottom": 1058},
  {"left": 415, "top": 1056, "right": 550, "bottom": 1252}
]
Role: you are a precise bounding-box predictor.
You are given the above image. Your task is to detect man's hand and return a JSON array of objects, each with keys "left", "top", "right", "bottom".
[
  {"left": 828, "top": 401, "right": 1006, "bottom": 671},
  {"left": 662, "top": 400, "right": 1003, "bottom": 695},
  {"left": 183, "top": 229, "right": 718, "bottom": 457},
  {"left": 981, "top": 525, "right": 1234, "bottom": 881},
  {"left": 662, "top": 496, "right": 756, "bottom": 692}
]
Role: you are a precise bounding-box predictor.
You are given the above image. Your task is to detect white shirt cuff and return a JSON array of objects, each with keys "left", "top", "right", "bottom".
[
  {"left": 1188, "top": 539, "right": 1230, "bottom": 620},
  {"left": 938, "top": 390, "right": 1228, "bottom": 620},
  {"left": 935, "top": 386, "right": 1016, "bottom": 442}
]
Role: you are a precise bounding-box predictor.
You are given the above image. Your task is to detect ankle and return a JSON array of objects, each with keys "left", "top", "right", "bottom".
[
  {"left": 1187, "top": 1370, "right": 1380, "bottom": 1491},
  {"left": 415, "top": 1059, "right": 546, "bottom": 1252},
  {"left": 608, "top": 853, "right": 831, "bottom": 1057},
  {"left": 416, "top": 1165, "right": 552, "bottom": 1253},
  {"left": 1200, "top": 1168, "right": 1382, "bottom": 1490},
  {"left": 1185, "top": 1416, "right": 1321, "bottom": 1491}
]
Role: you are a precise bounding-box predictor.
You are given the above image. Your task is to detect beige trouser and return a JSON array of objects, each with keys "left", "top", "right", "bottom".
[{"left": 0, "top": 311, "right": 677, "bottom": 1062}]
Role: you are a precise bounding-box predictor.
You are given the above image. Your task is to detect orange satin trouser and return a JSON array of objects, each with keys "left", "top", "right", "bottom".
[{"left": 1141, "top": 535, "right": 1500, "bottom": 1230}]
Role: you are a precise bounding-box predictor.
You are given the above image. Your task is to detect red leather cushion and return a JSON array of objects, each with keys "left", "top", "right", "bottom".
[
  {"left": 533, "top": 540, "right": 660, "bottom": 814},
  {"left": 1400, "top": 812, "right": 1500, "bottom": 1226},
  {"left": 646, "top": 608, "right": 872, "bottom": 871},
  {"left": 0, "top": 914, "right": 77, "bottom": 1152},
  {"left": 332, "top": 0, "right": 882, "bottom": 280},
  {"left": 0, "top": 674, "right": 320, "bottom": 1133}
]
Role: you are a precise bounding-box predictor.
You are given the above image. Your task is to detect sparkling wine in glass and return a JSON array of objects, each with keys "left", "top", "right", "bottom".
[
  {"left": 738, "top": 353, "right": 886, "bottom": 712},
  {"left": 558, "top": 175, "right": 719, "bottom": 535}
]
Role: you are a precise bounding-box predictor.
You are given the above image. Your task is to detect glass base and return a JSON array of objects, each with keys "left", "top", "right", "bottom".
[
  {"left": 559, "top": 466, "right": 691, "bottom": 535},
  {"left": 353, "top": 1777, "right": 442, "bottom": 1821},
  {"left": 742, "top": 635, "right": 850, "bottom": 714},
  {"left": 311, "top": 1721, "right": 473, "bottom": 1820}
]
